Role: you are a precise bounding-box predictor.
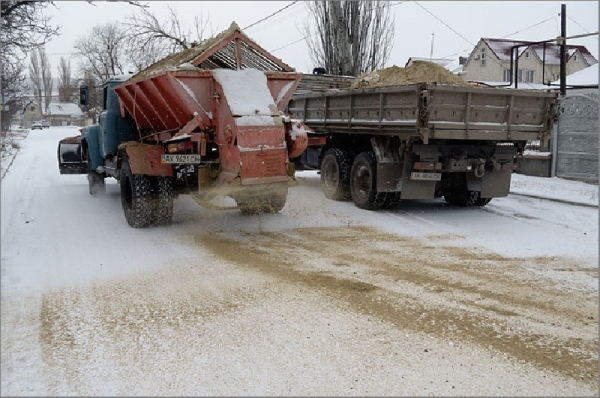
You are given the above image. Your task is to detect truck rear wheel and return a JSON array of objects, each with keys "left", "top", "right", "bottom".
[
  {"left": 153, "top": 176, "right": 174, "bottom": 225},
  {"left": 442, "top": 174, "right": 487, "bottom": 207},
  {"left": 88, "top": 171, "right": 105, "bottom": 197},
  {"left": 120, "top": 158, "right": 154, "bottom": 228},
  {"left": 321, "top": 148, "right": 351, "bottom": 201},
  {"left": 350, "top": 151, "right": 385, "bottom": 210}
]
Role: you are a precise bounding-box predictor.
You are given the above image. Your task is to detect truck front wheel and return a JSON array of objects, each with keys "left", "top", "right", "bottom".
[
  {"left": 120, "top": 158, "right": 154, "bottom": 228},
  {"left": 321, "top": 148, "right": 351, "bottom": 201},
  {"left": 350, "top": 151, "right": 385, "bottom": 210}
]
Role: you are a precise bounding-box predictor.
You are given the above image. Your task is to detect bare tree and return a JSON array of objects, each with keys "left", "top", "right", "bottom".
[
  {"left": 0, "top": 1, "right": 146, "bottom": 132},
  {"left": 28, "top": 47, "right": 53, "bottom": 114},
  {"left": 28, "top": 48, "right": 43, "bottom": 114},
  {"left": 57, "top": 57, "right": 77, "bottom": 102},
  {"left": 40, "top": 47, "right": 53, "bottom": 113},
  {"left": 123, "top": 4, "right": 211, "bottom": 72},
  {"left": 74, "top": 22, "right": 128, "bottom": 83},
  {"left": 1, "top": 1, "right": 58, "bottom": 131},
  {"left": 304, "top": 1, "right": 394, "bottom": 76}
]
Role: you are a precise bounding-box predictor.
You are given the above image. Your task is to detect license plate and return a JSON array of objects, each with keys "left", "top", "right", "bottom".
[
  {"left": 161, "top": 154, "right": 202, "bottom": 164},
  {"left": 410, "top": 172, "right": 441, "bottom": 181}
]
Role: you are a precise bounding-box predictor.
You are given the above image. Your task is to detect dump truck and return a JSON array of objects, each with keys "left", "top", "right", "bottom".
[
  {"left": 57, "top": 23, "right": 309, "bottom": 227},
  {"left": 288, "top": 76, "right": 558, "bottom": 210}
]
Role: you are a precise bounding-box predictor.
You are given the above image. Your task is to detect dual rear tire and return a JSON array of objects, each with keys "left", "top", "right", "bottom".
[
  {"left": 350, "top": 151, "right": 398, "bottom": 210},
  {"left": 321, "top": 149, "right": 399, "bottom": 210},
  {"left": 120, "top": 158, "right": 174, "bottom": 228},
  {"left": 443, "top": 173, "right": 492, "bottom": 207}
]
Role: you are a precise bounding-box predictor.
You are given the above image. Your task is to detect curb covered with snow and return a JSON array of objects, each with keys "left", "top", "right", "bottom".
[{"left": 509, "top": 173, "right": 598, "bottom": 207}]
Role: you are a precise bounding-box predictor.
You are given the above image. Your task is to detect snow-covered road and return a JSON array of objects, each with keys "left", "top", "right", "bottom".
[{"left": 1, "top": 127, "right": 598, "bottom": 396}]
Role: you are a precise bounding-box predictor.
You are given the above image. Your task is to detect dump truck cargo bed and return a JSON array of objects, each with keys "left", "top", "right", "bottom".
[{"left": 288, "top": 83, "right": 558, "bottom": 144}]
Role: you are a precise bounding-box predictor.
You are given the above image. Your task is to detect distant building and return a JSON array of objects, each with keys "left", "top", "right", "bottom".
[
  {"left": 462, "top": 38, "right": 598, "bottom": 85},
  {"left": 45, "top": 102, "right": 85, "bottom": 127},
  {"left": 21, "top": 101, "right": 43, "bottom": 128}
]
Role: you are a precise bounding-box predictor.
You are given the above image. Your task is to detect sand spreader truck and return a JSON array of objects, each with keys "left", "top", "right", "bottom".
[{"left": 57, "top": 23, "right": 309, "bottom": 228}]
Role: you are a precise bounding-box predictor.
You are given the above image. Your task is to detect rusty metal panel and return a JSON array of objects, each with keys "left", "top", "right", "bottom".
[
  {"left": 124, "top": 144, "right": 173, "bottom": 177},
  {"left": 237, "top": 126, "right": 286, "bottom": 148},
  {"left": 265, "top": 72, "right": 302, "bottom": 112},
  {"left": 239, "top": 149, "right": 288, "bottom": 184},
  {"left": 113, "top": 70, "right": 214, "bottom": 134},
  {"left": 236, "top": 126, "right": 288, "bottom": 183}
]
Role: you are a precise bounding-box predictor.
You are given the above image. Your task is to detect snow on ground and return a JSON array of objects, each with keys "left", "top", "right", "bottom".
[{"left": 1, "top": 126, "right": 598, "bottom": 396}]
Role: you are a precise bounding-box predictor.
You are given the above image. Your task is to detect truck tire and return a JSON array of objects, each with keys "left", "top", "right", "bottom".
[
  {"left": 120, "top": 158, "right": 154, "bottom": 228},
  {"left": 350, "top": 151, "right": 385, "bottom": 210},
  {"left": 378, "top": 192, "right": 401, "bottom": 209},
  {"left": 153, "top": 176, "right": 174, "bottom": 225},
  {"left": 88, "top": 171, "right": 106, "bottom": 197},
  {"left": 475, "top": 197, "right": 492, "bottom": 207},
  {"left": 444, "top": 189, "right": 479, "bottom": 207},
  {"left": 321, "top": 148, "right": 351, "bottom": 201}
]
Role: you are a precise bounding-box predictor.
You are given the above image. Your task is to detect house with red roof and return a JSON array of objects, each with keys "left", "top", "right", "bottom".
[{"left": 462, "top": 38, "right": 597, "bottom": 85}]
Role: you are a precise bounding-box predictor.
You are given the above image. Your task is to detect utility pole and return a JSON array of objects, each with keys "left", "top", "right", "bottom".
[
  {"left": 429, "top": 32, "right": 435, "bottom": 62},
  {"left": 560, "top": 3, "right": 566, "bottom": 96}
]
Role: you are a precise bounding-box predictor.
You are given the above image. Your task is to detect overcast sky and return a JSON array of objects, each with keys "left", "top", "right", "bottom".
[{"left": 43, "top": 1, "right": 598, "bottom": 74}]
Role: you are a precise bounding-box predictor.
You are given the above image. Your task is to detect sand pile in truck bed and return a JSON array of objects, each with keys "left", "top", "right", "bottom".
[{"left": 351, "top": 60, "right": 472, "bottom": 89}]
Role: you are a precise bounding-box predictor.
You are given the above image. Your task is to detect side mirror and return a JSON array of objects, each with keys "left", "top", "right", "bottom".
[{"left": 79, "top": 86, "right": 89, "bottom": 106}]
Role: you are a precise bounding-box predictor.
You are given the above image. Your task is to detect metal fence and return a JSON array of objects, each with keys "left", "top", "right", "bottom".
[{"left": 552, "top": 90, "right": 599, "bottom": 182}]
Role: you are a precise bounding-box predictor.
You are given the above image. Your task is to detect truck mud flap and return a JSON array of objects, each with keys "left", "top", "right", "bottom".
[
  {"left": 122, "top": 143, "right": 173, "bottom": 177},
  {"left": 57, "top": 136, "right": 87, "bottom": 174},
  {"left": 474, "top": 170, "right": 511, "bottom": 198}
]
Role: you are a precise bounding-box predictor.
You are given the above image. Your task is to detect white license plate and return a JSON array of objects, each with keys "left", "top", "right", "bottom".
[
  {"left": 410, "top": 172, "right": 441, "bottom": 181},
  {"left": 161, "top": 154, "right": 201, "bottom": 164}
]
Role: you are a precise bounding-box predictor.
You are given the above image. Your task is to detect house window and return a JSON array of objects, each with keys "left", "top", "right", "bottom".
[
  {"left": 502, "top": 69, "right": 511, "bottom": 82},
  {"left": 525, "top": 70, "right": 535, "bottom": 83},
  {"left": 481, "top": 48, "right": 486, "bottom": 66},
  {"left": 518, "top": 70, "right": 535, "bottom": 83},
  {"left": 30, "top": 106, "right": 35, "bottom": 111},
  {"left": 524, "top": 51, "right": 530, "bottom": 59},
  {"left": 573, "top": 55, "right": 579, "bottom": 63}
]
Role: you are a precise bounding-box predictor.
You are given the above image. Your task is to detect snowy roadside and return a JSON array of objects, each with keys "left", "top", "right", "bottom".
[
  {"left": 1, "top": 127, "right": 29, "bottom": 181},
  {"left": 1, "top": 128, "right": 597, "bottom": 207},
  {"left": 510, "top": 172, "right": 598, "bottom": 207}
]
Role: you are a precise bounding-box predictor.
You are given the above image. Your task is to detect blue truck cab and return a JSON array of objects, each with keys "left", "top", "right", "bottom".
[{"left": 58, "top": 74, "right": 138, "bottom": 195}]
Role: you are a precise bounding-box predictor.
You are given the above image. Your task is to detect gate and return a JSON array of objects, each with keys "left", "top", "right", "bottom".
[{"left": 553, "top": 92, "right": 598, "bottom": 181}]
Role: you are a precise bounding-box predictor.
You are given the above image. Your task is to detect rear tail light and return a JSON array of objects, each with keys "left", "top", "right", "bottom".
[{"left": 167, "top": 141, "right": 194, "bottom": 153}]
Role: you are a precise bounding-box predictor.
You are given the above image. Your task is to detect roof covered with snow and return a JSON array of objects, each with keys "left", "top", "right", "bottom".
[
  {"left": 481, "top": 38, "right": 598, "bottom": 66},
  {"left": 552, "top": 63, "right": 598, "bottom": 86},
  {"left": 46, "top": 102, "right": 84, "bottom": 117}
]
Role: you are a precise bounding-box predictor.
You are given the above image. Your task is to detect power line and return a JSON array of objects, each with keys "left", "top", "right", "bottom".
[
  {"left": 243, "top": 1, "right": 299, "bottom": 31},
  {"left": 414, "top": 2, "right": 473, "bottom": 48},
  {"left": 567, "top": 15, "right": 599, "bottom": 40},
  {"left": 502, "top": 17, "right": 557, "bottom": 40}
]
